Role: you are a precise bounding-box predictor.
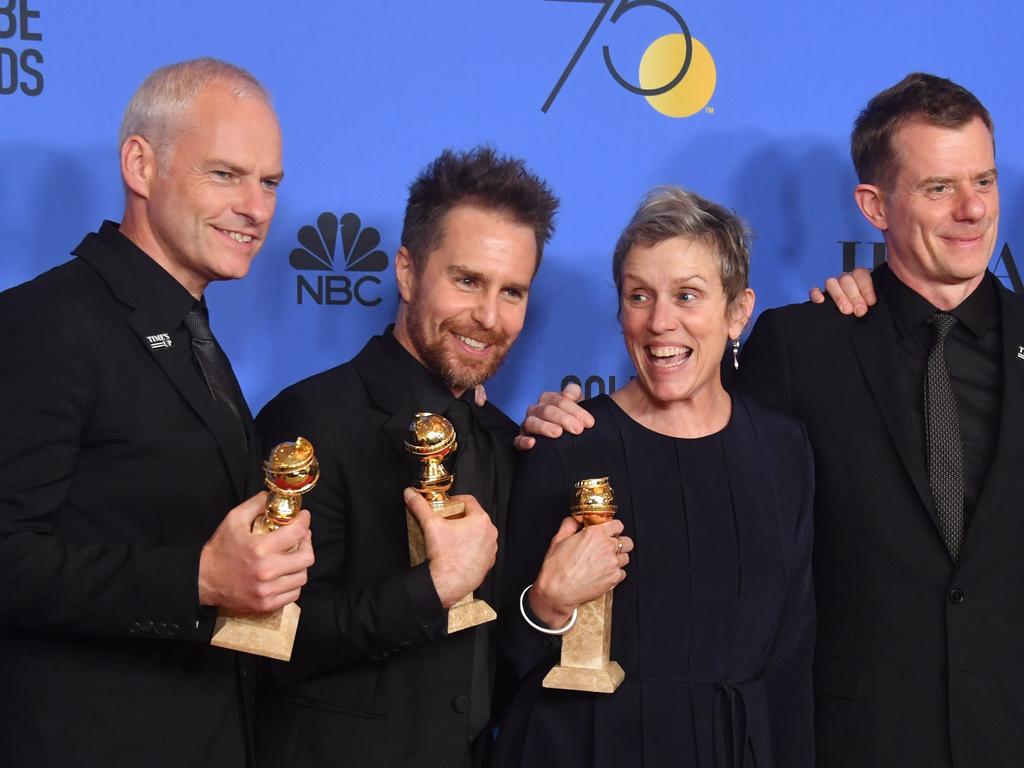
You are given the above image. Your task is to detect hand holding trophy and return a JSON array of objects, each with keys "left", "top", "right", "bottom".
[
  {"left": 404, "top": 413, "right": 497, "bottom": 634},
  {"left": 211, "top": 437, "right": 319, "bottom": 661},
  {"left": 542, "top": 477, "right": 625, "bottom": 693}
]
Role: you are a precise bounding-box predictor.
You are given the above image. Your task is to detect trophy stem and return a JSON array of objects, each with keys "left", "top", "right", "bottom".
[
  {"left": 211, "top": 506, "right": 302, "bottom": 660},
  {"left": 542, "top": 589, "right": 624, "bottom": 693},
  {"left": 406, "top": 499, "right": 495, "bottom": 634}
]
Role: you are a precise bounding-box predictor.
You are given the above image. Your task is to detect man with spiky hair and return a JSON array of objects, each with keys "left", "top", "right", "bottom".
[
  {"left": 256, "top": 146, "right": 558, "bottom": 768},
  {"left": 0, "top": 58, "right": 313, "bottom": 767}
]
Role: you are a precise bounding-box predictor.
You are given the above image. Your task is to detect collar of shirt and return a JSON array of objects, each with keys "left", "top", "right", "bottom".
[
  {"left": 876, "top": 261, "right": 997, "bottom": 341},
  {"left": 97, "top": 220, "right": 198, "bottom": 332},
  {"left": 381, "top": 325, "right": 478, "bottom": 431}
]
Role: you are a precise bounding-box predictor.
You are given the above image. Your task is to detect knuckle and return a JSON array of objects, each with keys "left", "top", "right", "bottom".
[
  {"left": 258, "top": 596, "right": 279, "bottom": 612},
  {"left": 251, "top": 541, "right": 269, "bottom": 560}
]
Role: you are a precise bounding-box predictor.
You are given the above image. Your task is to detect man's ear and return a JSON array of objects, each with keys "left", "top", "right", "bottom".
[
  {"left": 854, "top": 183, "right": 888, "bottom": 231},
  {"left": 121, "top": 135, "right": 159, "bottom": 199},
  {"left": 394, "top": 246, "right": 416, "bottom": 304},
  {"left": 395, "top": 247, "right": 419, "bottom": 305}
]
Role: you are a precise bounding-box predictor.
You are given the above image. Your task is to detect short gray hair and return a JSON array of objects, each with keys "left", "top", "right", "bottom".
[
  {"left": 119, "top": 57, "right": 271, "bottom": 172},
  {"left": 612, "top": 186, "right": 751, "bottom": 312}
]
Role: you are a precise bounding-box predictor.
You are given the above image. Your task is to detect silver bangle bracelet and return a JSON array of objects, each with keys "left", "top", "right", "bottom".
[{"left": 519, "top": 584, "right": 578, "bottom": 636}]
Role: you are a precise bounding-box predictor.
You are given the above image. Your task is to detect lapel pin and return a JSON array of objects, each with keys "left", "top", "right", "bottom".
[
  {"left": 146, "top": 333, "right": 173, "bottom": 350},
  {"left": 1017, "top": 345, "right": 1024, "bottom": 361}
]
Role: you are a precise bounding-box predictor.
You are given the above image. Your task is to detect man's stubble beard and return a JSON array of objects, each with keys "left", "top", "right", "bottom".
[{"left": 405, "top": 294, "right": 512, "bottom": 394}]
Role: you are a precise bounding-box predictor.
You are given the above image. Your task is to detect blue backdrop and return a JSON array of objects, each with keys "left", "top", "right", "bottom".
[{"left": 4, "top": 1, "right": 1024, "bottom": 421}]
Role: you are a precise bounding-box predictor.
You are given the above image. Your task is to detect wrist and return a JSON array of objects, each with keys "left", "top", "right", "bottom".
[
  {"left": 197, "top": 543, "right": 216, "bottom": 607},
  {"left": 427, "top": 559, "right": 461, "bottom": 609},
  {"left": 520, "top": 585, "right": 577, "bottom": 635},
  {"left": 529, "top": 576, "right": 575, "bottom": 628}
]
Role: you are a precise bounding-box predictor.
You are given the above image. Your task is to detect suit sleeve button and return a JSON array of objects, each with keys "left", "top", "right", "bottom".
[
  {"left": 949, "top": 588, "right": 966, "bottom": 604},
  {"left": 452, "top": 695, "right": 470, "bottom": 713},
  {"left": 140, "top": 620, "right": 154, "bottom": 633},
  {"left": 129, "top": 622, "right": 141, "bottom": 634},
  {"left": 168, "top": 623, "right": 180, "bottom": 636},
  {"left": 154, "top": 622, "right": 166, "bottom": 634}
]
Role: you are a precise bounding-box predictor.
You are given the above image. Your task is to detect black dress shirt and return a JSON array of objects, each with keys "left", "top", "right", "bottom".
[{"left": 876, "top": 264, "right": 1002, "bottom": 531}]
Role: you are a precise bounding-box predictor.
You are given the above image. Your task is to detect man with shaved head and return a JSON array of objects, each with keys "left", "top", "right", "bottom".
[{"left": 0, "top": 58, "right": 312, "bottom": 766}]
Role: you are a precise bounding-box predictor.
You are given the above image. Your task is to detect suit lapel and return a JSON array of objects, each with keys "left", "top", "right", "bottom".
[
  {"left": 76, "top": 230, "right": 250, "bottom": 499},
  {"left": 851, "top": 301, "right": 939, "bottom": 531},
  {"left": 353, "top": 335, "right": 422, "bottom": 469},
  {"left": 961, "top": 284, "right": 1024, "bottom": 561},
  {"left": 124, "top": 308, "right": 249, "bottom": 499}
]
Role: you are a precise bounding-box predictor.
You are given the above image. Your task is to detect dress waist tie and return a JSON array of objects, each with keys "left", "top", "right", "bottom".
[{"left": 714, "top": 678, "right": 752, "bottom": 768}]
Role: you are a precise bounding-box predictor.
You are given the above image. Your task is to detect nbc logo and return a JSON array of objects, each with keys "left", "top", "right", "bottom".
[{"left": 291, "top": 212, "right": 388, "bottom": 307}]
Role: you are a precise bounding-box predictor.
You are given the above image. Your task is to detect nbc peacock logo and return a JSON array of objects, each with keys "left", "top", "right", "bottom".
[{"left": 290, "top": 212, "right": 387, "bottom": 307}]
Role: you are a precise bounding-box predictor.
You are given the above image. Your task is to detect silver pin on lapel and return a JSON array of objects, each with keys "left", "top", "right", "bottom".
[{"left": 147, "top": 333, "right": 173, "bottom": 350}]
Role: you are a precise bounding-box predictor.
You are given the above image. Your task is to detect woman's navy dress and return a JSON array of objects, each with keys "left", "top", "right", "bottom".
[{"left": 494, "top": 395, "right": 815, "bottom": 768}]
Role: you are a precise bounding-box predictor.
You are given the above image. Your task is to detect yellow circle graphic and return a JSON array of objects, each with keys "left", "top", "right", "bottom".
[{"left": 639, "top": 34, "right": 716, "bottom": 118}]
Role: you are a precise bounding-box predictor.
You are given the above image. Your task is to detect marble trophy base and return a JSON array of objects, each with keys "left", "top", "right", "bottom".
[
  {"left": 543, "top": 588, "right": 624, "bottom": 693},
  {"left": 407, "top": 499, "right": 496, "bottom": 634},
  {"left": 210, "top": 513, "right": 301, "bottom": 661},
  {"left": 211, "top": 601, "right": 300, "bottom": 662},
  {"left": 447, "top": 591, "right": 498, "bottom": 634}
]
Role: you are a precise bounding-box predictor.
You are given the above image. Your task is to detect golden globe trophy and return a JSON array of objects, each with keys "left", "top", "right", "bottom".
[
  {"left": 405, "top": 412, "right": 496, "bottom": 634},
  {"left": 211, "top": 436, "right": 319, "bottom": 661},
  {"left": 543, "top": 477, "right": 625, "bottom": 693}
]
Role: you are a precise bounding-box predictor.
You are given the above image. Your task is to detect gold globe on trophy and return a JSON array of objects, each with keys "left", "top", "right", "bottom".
[
  {"left": 543, "top": 476, "right": 625, "bottom": 693},
  {"left": 404, "top": 412, "right": 496, "bottom": 633},
  {"left": 258, "top": 436, "right": 320, "bottom": 532},
  {"left": 211, "top": 437, "right": 319, "bottom": 661}
]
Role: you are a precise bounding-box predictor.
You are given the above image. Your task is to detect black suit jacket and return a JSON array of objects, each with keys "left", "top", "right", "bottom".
[
  {"left": 255, "top": 331, "right": 517, "bottom": 768},
  {"left": 0, "top": 223, "right": 261, "bottom": 767},
  {"left": 738, "top": 266, "right": 1024, "bottom": 768}
]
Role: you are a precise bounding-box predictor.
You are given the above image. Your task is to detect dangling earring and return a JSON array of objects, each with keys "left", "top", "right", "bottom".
[{"left": 732, "top": 338, "right": 740, "bottom": 371}]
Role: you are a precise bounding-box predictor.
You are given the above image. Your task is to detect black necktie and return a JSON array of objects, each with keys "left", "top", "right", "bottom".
[
  {"left": 185, "top": 301, "right": 247, "bottom": 450},
  {"left": 924, "top": 312, "right": 964, "bottom": 561}
]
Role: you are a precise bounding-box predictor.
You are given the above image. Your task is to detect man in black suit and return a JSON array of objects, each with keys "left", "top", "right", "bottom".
[
  {"left": 0, "top": 58, "right": 313, "bottom": 767},
  {"left": 255, "top": 147, "right": 558, "bottom": 768},
  {"left": 523, "top": 73, "right": 1020, "bottom": 767}
]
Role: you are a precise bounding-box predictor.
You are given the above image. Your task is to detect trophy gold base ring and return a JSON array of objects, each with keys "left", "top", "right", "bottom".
[
  {"left": 211, "top": 437, "right": 318, "bottom": 661},
  {"left": 405, "top": 413, "right": 496, "bottom": 634}
]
